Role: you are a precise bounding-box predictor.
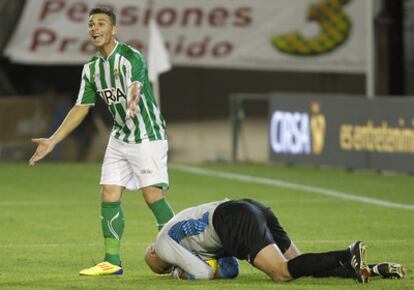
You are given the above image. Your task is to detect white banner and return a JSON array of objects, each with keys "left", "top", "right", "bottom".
[{"left": 4, "top": 0, "right": 367, "bottom": 72}]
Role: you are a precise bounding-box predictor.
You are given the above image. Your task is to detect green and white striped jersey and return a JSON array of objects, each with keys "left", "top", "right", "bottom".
[{"left": 76, "top": 41, "right": 167, "bottom": 144}]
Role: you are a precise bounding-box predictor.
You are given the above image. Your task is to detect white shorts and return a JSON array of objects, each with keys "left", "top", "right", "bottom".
[{"left": 100, "top": 136, "right": 169, "bottom": 191}]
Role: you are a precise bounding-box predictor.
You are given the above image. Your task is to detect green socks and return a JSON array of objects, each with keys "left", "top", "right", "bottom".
[
  {"left": 101, "top": 202, "right": 124, "bottom": 266},
  {"left": 148, "top": 197, "right": 174, "bottom": 230},
  {"left": 100, "top": 198, "right": 172, "bottom": 266}
]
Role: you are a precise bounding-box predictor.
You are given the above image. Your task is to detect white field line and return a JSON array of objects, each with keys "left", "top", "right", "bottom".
[
  {"left": 171, "top": 164, "right": 414, "bottom": 211},
  {"left": 296, "top": 239, "right": 414, "bottom": 244},
  {"left": 2, "top": 239, "right": 414, "bottom": 249},
  {"left": 0, "top": 201, "right": 92, "bottom": 206},
  {"left": 0, "top": 243, "right": 100, "bottom": 248}
]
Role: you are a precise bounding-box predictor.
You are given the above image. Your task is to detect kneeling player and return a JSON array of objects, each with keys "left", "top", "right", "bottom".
[{"left": 144, "top": 199, "right": 406, "bottom": 282}]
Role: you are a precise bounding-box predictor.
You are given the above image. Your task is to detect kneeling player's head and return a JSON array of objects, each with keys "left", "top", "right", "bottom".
[{"left": 144, "top": 243, "right": 172, "bottom": 274}]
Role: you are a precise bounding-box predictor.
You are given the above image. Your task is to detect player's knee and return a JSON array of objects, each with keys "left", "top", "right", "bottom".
[
  {"left": 268, "top": 262, "right": 292, "bottom": 282},
  {"left": 142, "top": 187, "right": 164, "bottom": 204},
  {"left": 100, "top": 185, "right": 122, "bottom": 202},
  {"left": 270, "top": 267, "right": 292, "bottom": 282},
  {"left": 217, "top": 256, "right": 240, "bottom": 279},
  {"left": 269, "top": 272, "right": 291, "bottom": 282}
]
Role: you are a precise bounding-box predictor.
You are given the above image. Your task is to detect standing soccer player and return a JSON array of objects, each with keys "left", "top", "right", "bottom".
[{"left": 29, "top": 7, "right": 174, "bottom": 276}]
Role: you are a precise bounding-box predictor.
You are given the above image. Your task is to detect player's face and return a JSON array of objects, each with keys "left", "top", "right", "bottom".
[{"left": 88, "top": 14, "right": 117, "bottom": 49}]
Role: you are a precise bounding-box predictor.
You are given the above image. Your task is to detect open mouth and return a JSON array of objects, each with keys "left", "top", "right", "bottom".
[{"left": 92, "top": 34, "right": 102, "bottom": 40}]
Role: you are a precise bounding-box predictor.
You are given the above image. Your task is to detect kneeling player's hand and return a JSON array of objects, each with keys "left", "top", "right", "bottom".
[{"left": 171, "top": 266, "right": 185, "bottom": 280}]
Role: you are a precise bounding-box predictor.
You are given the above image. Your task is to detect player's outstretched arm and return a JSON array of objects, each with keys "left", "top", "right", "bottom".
[
  {"left": 125, "top": 82, "right": 141, "bottom": 119},
  {"left": 157, "top": 238, "right": 216, "bottom": 280},
  {"left": 29, "top": 105, "right": 90, "bottom": 166}
]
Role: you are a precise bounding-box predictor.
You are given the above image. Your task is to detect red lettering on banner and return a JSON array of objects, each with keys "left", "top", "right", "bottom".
[
  {"left": 209, "top": 7, "right": 229, "bottom": 27},
  {"left": 81, "top": 40, "right": 96, "bottom": 54},
  {"left": 172, "top": 36, "right": 184, "bottom": 54},
  {"left": 168, "top": 36, "right": 234, "bottom": 59},
  {"left": 187, "top": 37, "right": 210, "bottom": 58},
  {"left": 60, "top": 38, "right": 78, "bottom": 51},
  {"left": 31, "top": 28, "right": 56, "bottom": 50},
  {"left": 143, "top": 1, "right": 154, "bottom": 25},
  {"left": 68, "top": 2, "right": 88, "bottom": 22},
  {"left": 38, "top": 2, "right": 252, "bottom": 28},
  {"left": 96, "top": 3, "right": 115, "bottom": 12},
  {"left": 140, "top": 35, "right": 234, "bottom": 58},
  {"left": 212, "top": 42, "right": 232, "bottom": 57},
  {"left": 29, "top": 29, "right": 234, "bottom": 60},
  {"left": 39, "top": 0, "right": 65, "bottom": 21},
  {"left": 23, "top": 2, "right": 249, "bottom": 62},
  {"left": 157, "top": 8, "right": 177, "bottom": 26},
  {"left": 234, "top": 7, "right": 252, "bottom": 27},
  {"left": 119, "top": 6, "right": 138, "bottom": 25},
  {"left": 182, "top": 9, "right": 203, "bottom": 27}
]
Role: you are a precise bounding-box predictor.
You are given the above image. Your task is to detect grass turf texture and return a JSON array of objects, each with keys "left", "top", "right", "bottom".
[{"left": 0, "top": 162, "right": 413, "bottom": 290}]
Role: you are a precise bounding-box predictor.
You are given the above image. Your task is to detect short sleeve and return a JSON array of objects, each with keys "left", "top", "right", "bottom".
[
  {"left": 76, "top": 64, "right": 97, "bottom": 106},
  {"left": 124, "top": 52, "right": 146, "bottom": 88}
]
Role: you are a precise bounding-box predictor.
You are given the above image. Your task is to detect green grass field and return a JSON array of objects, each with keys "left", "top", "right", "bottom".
[{"left": 1, "top": 162, "right": 413, "bottom": 290}]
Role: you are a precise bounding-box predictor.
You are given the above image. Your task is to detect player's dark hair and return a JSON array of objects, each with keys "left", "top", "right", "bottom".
[{"left": 89, "top": 7, "right": 116, "bottom": 25}]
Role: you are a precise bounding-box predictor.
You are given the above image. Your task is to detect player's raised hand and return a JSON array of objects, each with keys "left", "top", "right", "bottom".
[
  {"left": 29, "top": 138, "right": 56, "bottom": 166},
  {"left": 126, "top": 82, "right": 141, "bottom": 119},
  {"left": 126, "top": 99, "right": 139, "bottom": 119}
]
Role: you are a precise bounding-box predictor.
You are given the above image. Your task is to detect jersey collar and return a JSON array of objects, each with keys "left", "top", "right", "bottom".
[{"left": 97, "top": 40, "right": 119, "bottom": 61}]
